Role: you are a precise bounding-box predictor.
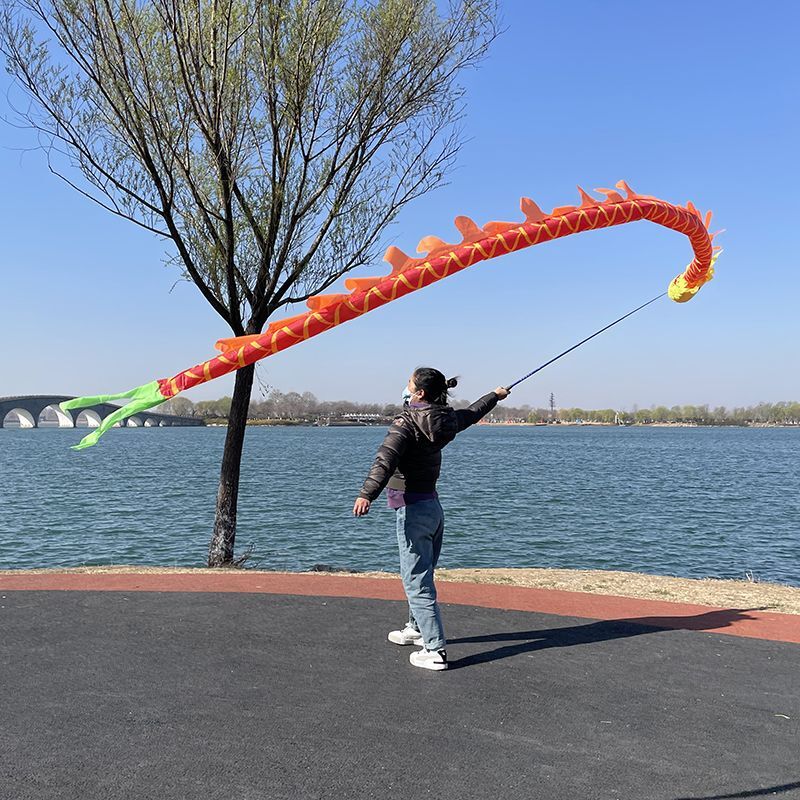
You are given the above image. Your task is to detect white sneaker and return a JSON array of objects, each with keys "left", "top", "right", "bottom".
[
  {"left": 409, "top": 648, "right": 448, "bottom": 671},
  {"left": 388, "top": 624, "right": 424, "bottom": 646}
]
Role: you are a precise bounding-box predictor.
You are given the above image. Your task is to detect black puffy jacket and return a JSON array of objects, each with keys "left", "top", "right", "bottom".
[{"left": 358, "top": 392, "right": 499, "bottom": 502}]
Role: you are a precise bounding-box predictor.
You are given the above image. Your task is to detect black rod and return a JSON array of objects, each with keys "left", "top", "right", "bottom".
[{"left": 507, "top": 292, "right": 667, "bottom": 390}]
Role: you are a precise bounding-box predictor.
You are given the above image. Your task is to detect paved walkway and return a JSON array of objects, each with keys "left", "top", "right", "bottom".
[{"left": 1, "top": 573, "right": 798, "bottom": 800}]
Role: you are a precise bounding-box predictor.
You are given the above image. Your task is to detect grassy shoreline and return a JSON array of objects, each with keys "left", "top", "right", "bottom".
[{"left": 2, "top": 565, "right": 798, "bottom": 615}]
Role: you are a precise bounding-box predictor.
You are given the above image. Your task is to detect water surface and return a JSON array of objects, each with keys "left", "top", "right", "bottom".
[{"left": 1, "top": 425, "right": 797, "bottom": 585}]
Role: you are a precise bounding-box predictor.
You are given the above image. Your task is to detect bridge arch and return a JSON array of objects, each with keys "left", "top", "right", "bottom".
[
  {"left": 127, "top": 416, "right": 143, "bottom": 427},
  {"left": 38, "top": 404, "right": 75, "bottom": 428},
  {"left": 2, "top": 408, "right": 36, "bottom": 428},
  {"left": 75, "top": 409, "right": 102, "bottom": 428}
]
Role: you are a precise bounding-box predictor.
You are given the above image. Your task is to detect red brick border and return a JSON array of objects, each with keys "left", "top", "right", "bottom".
[{"left": 1, "top": 571, "right": 797, "bottom": 644}]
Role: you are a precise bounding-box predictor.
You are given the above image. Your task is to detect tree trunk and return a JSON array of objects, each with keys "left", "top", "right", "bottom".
[{"left": 208, "top": 364, "right": 255, "bottom": 566}]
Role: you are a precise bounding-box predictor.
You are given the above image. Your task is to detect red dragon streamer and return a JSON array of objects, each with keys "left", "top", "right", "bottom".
[{"left": 62, "top": 181, "right": 720, "bottom": 448}]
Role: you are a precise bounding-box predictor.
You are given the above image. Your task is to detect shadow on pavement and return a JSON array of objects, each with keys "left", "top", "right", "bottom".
[
  {"left": 672, "top": 780, "right": 800, "bottom": 799},
  {"left": 448, "top": 608, "right": 757, "bottom": 669}
]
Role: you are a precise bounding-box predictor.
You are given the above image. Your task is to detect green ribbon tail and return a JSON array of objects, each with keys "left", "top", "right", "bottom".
[{"left": 60, "top": 380, "right": 167, "bottom": 450}]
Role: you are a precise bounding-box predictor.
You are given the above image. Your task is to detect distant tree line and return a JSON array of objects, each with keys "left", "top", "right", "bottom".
[
  {"left": 554, "top": 402, "right": 800, "bottom": 425},
  {"left": 160, "top": 391, "right": 402, "bottom": 421},
  {"left": 159, "top": 394, "right": 800, "bottom": 426}
]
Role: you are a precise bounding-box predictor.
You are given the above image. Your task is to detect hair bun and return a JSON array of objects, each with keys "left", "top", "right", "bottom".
[{"left": 446, "top": 377, "right": 458, "bottom": 389}]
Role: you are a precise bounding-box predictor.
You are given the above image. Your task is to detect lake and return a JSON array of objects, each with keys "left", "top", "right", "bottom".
[{"left": 1, "top": 425, "right": 798, "bottom": 585}]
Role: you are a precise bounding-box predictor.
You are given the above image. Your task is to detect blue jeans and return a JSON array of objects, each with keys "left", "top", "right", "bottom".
[{"left": 395, "top": 499, "right": 446, "bottom": 651}]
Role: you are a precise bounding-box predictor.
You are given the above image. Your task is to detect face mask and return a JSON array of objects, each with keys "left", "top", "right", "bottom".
[{"left": 402, "top": 386, "right": 412, "bottom": 404}]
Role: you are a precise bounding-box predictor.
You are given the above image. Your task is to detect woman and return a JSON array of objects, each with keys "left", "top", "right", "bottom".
[{"left": 353, "top": 368, "right": 509, "bottom": 671}]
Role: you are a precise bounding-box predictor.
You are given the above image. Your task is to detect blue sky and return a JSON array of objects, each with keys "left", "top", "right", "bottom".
[{"left": 1, "top": 1, "right": 798, "bottom": 410}]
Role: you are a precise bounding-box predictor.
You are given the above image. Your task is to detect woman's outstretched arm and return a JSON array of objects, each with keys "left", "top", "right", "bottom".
[{"left": 454, "top": 386, "right": 510, "bottom": 432}]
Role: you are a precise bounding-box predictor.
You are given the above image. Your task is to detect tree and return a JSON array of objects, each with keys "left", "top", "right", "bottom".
[
  {"left": 647, "top": 406, "right": 663, "bottom": 423},
  {"left": 161, "top": 396, "right": 196, "bottom": 417},
  {"left": 1, "top": 0, "right": 498, "bottom": 565},
  {"left": 599, "top": 409, "right": 616, "bottom": 424},
  {"left": 280, "top": 391, "right": 304, "bottom": 419},
  {"left": 300, "top": 391, "right": 318, "bottom": 419},
  {"left": 195, "top": 396, "right": 232, "bottom": 418}
]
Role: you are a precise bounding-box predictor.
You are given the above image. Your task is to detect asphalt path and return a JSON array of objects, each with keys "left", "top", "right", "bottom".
[{"left": 1, "top": 590, "right": 798, "bottom": 800}]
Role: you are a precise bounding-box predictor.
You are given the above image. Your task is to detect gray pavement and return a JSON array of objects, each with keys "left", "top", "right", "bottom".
[{"left": 1, "top": 591, "right": 798, "bottom": 800}]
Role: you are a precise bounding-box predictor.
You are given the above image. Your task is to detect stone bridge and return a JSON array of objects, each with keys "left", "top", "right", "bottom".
[{"left": 0, "top": 396, "right": 205, "bottom": 429}]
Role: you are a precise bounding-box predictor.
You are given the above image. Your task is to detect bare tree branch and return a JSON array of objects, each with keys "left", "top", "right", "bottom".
[{"left": 0, "top": 0, "right": 500, "bottom": 563}]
